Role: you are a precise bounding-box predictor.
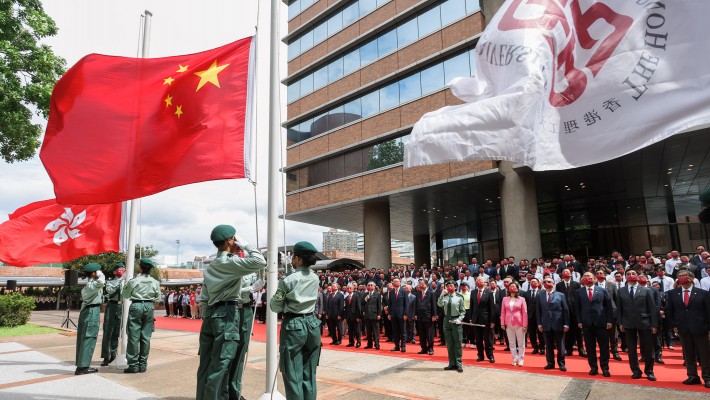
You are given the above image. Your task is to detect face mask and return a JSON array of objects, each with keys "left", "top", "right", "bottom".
[
  {"left": 638, "top": 277, "right": 648, "bottom": 285},
  {"left": 615, "top": 275, "right": 623, "bottom": 282},
  {"left": 678, "top": 276, "right": 689, "bottom": 285},
  {"left": 580, "top": 277, "right": 592, "bottom": 286},
  {"left": 530, "top": 282, "right": 539, "bottom": 289},
  {"left": 393, "top": 281, "right": 400, "bottom": 287},
  {"left": 656, "top": 271, "right": 664, "bottom": 277},
  {"left": 626, "top": 275, "right": 638, "bottom": 283},
  {"left": 447, "top": 287, "right": 456, "bottom": 294},
  {"left": 543, "top": 282, "right": 554, "bottom": 290},
  {"left": 508, "top": 287, "right": 518, "bottom": 294},
  {"left": 504, "top": 281, "right": 510, "bottom": 288},
  {"left": 476, "top": 282, "right": 485, "bottom": 288},
  {"left": 569, "top": 266, "right": 574, "bottom": 271}
]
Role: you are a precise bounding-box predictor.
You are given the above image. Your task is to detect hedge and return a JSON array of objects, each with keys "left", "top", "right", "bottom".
[{"left": 0, "top": 292, "right": 36, "bottom": 327}]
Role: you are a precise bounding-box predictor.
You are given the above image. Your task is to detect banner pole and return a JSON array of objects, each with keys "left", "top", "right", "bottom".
[{"left": 115, "top": 10, "right": 151, "bottom": 370}]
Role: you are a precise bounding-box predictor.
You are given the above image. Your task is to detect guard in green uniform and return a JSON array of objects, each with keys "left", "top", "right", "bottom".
[
  {"left": 227, "top": 271, "right": 264, "bottom": 400},
  {"left": 75, "top": 262, "right": 105, "bottom": 375},
  {"left": 122, "top": 258, "right": 161, "bottom": 373},
  {"left": 196, "top": 225, "right": 266, "bottom": 400},
  {"left": 271, "top": 241, "right": 322, "bottom": 400},
  {"left": 101, "top": 262, "right": 125, "bottom": 366},
  {"left": 437, "top": 280, "right": 465, "bottom": 373}
]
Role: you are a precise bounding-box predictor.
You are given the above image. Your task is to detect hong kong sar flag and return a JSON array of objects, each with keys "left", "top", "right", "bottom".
[{"left": 0, "top": 200, "right": 121, "bottom": 267}]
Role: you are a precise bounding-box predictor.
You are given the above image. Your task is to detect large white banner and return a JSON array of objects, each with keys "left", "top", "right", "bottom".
[{"left": 404, "top": 0, "right": 710, "bottom": 171}]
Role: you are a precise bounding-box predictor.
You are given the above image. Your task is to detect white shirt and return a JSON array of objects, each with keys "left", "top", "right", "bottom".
[
  {"left": 700, "top": 277, "right": 710, "bottom": 291},
  {"left": 664, "top": 257, "right": 681, "bottom": 275},
  {"left": 168, "top": 293, "right": 174, "bottom": 303},
  {"left": 650, "top": 276, "right": 674, "bottom": 292},
  {"left": 570, "top": 271, "right": 581, "bottom": 282},
  {"left": 627, "top": 284, "right": 639, "bottom": 296},
  {"left": 477, "top": 273, "right": 490, "bottom": 282}
]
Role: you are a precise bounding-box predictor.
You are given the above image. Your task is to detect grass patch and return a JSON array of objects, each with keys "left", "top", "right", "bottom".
[{"left": 0, "top": 324, "right": 60, "bottom": 337}]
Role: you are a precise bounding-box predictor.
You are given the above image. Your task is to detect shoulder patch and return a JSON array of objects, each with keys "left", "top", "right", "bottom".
[{"left": 274, "top": 288, "right": 286, "bottom": 301}]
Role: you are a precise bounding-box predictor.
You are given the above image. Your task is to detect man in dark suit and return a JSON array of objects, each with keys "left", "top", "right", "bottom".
[
  {"left": 414, "top": 280, "right": 437, "bottom": 355},
  {"left": 326, "top": 284, "right": 344, "bottom": 345},
  {"left": 523, "top": 278, "right": 542, "bottom": 354},
  {"left": 667, "top": 270, "right": 710, "bottom": 388},
  {"left": 576, "top": 272, "right": 613, "bottom": 377},
  {"left": 617, "top": 270, "right": 658, "bottom": 381},
  {"left": 471, "top": 276, "right": 495, "bottom": 363},
  {"left": 345, "top": 285, "right": 362, "bottom": 348},
  {"left": 362, "top": 282, "right": 382, "bottom": 350},
  {"left": 386, "top": 278, "right": 409, "bottom": 352},
  {"left": 594, "top": 269, "right": 622, "bottom": 361},
  {"left": 405, "top": 284, "right": 416, "bottom": 345},
  {"left": 556, "top": 269, "right": 586, "bottom": 357},
  {"left": 639, "top": 274, "right": 664, "bottom": 364},
  {"left": 537, "top": 277, "right": 570, "bottom": 371}
]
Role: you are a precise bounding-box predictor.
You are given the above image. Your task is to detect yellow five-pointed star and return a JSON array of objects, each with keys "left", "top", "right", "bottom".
[
  {"left": 175, "top": 105, "right": 183, "bottom": 118},
  {"left": 163, "top": 76, "right": 175, "bottom": 85},
  {"left": 176, "top": 64, "right": 188, "bottom": 73},
  {"left": 194, "top": 60, "right": 229, "bottom": 92},
  {"left": 164, "top": 94, "right": 173, "bottom": 108}
]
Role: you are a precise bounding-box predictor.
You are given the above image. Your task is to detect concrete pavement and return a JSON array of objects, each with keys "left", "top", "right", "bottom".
[{"left": 0, "top": 311, "right": 706, "bottom": 400}]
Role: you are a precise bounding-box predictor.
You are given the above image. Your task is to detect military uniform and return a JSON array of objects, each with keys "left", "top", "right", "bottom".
[
  {"left": 271, "top": 241, "right": 322, "bottom": 400},
  {"left": 101, "top": 262, "right": 125, "bottom": 365},
  {"left": 196, "top": 225, "right": 266, "bottom": 400},
  {"left": 75, "top": 263, "right": 105, "bottom": 375},
  {"left": 122, "top": 259, "right": 161, "bottom": 373},
  {"left": 437, "top": 283, "right": 466, "bottom": 372}
]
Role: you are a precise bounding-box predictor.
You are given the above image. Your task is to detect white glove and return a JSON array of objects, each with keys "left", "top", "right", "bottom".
[
  {"left": 279, "top": 252, "right": 292, "bottom": 267},
  {"left": 250, "top": 279, "right": 265, "bottom": 293},
  {"left": 234, "top": 233, "right": 249, "bottom": 248},
  {"left": 454, "top": 319, "right": 462, "bottom": 325}
]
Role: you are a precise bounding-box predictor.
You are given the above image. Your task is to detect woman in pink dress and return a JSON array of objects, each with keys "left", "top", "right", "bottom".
[{"left": 500, "top": 281, "right": 528, "bottom": 366}]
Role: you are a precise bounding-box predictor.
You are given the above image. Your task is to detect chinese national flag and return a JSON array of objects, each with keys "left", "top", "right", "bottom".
[
  {"left": 40, "top": 36, "right": 254, "bottom": 204},
  {"left": 0, "top": 200, "right": 122, "bottom": 267}
]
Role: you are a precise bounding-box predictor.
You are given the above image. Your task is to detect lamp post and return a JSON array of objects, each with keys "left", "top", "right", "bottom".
[{"left": 176, "top": 240, "right": 180, "bottom": 268}]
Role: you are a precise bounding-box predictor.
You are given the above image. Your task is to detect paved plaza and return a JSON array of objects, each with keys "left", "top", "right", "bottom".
[{"left": 0, "top": 311, "right": 706, "bottom": 400}]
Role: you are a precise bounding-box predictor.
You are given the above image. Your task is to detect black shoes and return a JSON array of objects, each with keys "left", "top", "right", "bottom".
[
  {"left": 602, "top": 370, "right": 611, "bottom": 377},
  {"left": 428, "top": 349, "right": 434, "bottom": 355},
  {"left": 391, "top": 347, "right": 400, "bottom": 352},
  {"left": 124, "top": 369, "right": 139, "bottom": 374},
  {"left": 417, "top": 350, "right": 427, "bottom": 354},
  {"left": 612, "top": 353, "right": 622, "bottom": 361},
  {"left": 683, "top": 377, "right": 701, "bottom": 385},
  {"left": 346, "top": 343, "right": 354, "bottom": 347},
  {"left": 559, "top": 366, "right": 567, "bottom": 372},
  {"left": 489, "top": 358, "right": 495, "bottom": 363},
  {"left": 631, "top": 372, "right": 642, "bottom": 379},
  {"left": 579, "top": 350, "right": 588, "bottom": 357},
  {"left": 400, "top": 347, "right": 406, "bottom": 353},
  {"left": 457, "top": 367, "right": 463, "bottom": 373},
  {"left": 503, "top": 347, "right": 510, "bottom": 351},
  {"left": 375, "top": 345, "right": 380, "bottom": 350},
  {"left": 476, "top": 357, "right": 484, "bottom": 362},
  {"left": 646, "top": 374, "right": 657, "bottom": 381},
  {"left": 364, "top": 345, "right": 373, "bottom": 349},
  {"left": 589, "top": 369, "right": 598, "bottom": 376},
  {"left": 100, "top": 355, "right": 115, "bottom": 366},
  {"left": 75, "top": 367, "right": 98, "bottom": 375},
  {"left": 531, "top": 349, "right": 539, "bottom": 354},
  {"left": 444, "top": 365, "right": 456, "bottom": 370},
  {"left": 356, "top": 342, "right": 361, "bottom": 348},
  {"left": 656, "top": 357, "right": 665, "bottom": 365},
  {"left": 543, "top": 365, "right": 554, "bottom": 370}
]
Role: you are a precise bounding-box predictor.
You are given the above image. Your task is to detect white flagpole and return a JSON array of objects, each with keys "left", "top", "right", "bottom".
[
  {"left": 258, "top": 0, "right": 285, "bottom": 396},
  {"left": 115, "top": 10, "right": 151, "bottom": 370}
]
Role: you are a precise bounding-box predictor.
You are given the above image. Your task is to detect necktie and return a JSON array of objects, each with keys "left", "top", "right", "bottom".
[
  {"left": 477, "top": 290, "right": 481, "bottom": 304},
  {"left": 684, "top": 289, "right": 690, "bottom": 306},
  {"left": 547, "top": 292, "right": 551, "bottom": 304},
  {"left": 588, "top": 288, "right": 593, "bottom": 302},
  {"left": 448, "top": 295, "right": 454, "bottom": 317},
  {"left": 395, "top": 290, "right": 398, "bottom": 300},
  {"left": 629, "top": 286, "right": 634, "bottom": 298},
  {"left": 617, "top": 282, "right": 621, "bottom": 289},
  {"left": 422, "top": 292, "right": 425, "bottom": 300},
  {"left": 348, "top": 296, "right": 351, "bottom": 304}
]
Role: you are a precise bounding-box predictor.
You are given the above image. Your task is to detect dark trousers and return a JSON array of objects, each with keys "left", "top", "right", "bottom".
[
  {"left": 544, "top": 330, "right": 566, "bottom": 367},
  {"left": 527, "top": 317, "right": 540, "bottom": 349},
  {"left": 436, "top": 307, "right": 445, "bottom": 341},
  {"left": 626, "top": 328, "right": 654, "bottom": 375},
  {"left": 680, "top": 331, "right": 710, "bottom": 381},
  {"left": 417, "top": 319, "right": 434, "bottom": 351},
  {"left": 347, "top": 318, "right": 361, "bottom": 345},
  {"left": 406, "top": 319, "right": 416, "bottom": 342},
  {"left": 365, "top": 319, "right": 380, "bottom": 346},
  {"left": 391, "top": 317, "right": 406, "bottom": 348},
  {"left": 327, "top": 317, "right": 341, "bottom": 342},
  {"left": 473, "top": 326, "right": 494, "bottom": 359},
  {"left": 609, "top": 319, "right": 620, "bottom": 354},
  {"left": 565, "top": 313, "right": 584, "bottom": 353},
  {"left": 582, "top": 325, "right": 610, "bottom": 371}
]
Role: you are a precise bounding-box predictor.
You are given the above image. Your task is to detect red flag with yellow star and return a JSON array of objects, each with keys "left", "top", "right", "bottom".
[{"left": 40, "top": 37, "right": 254, "bottom": 204}]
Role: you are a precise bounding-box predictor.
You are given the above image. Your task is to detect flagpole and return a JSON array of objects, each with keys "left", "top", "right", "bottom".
[
  {"left": 115, "top": 10, "right": 152, "bottom": 370},
  {"left": 258, "top": 0, "right": 285, "bottom": 396}
]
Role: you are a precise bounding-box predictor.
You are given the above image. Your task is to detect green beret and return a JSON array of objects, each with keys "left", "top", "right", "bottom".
[
  {"left": 139, "top": 258, "right": 155, "bottom": 268},
  {"left": 113, "top": 262, "right": 125, "bottom": 270},
  {"left": 83, "top": 263, "right": 102, "bottom": 273},
  {"left": 211, "top": 224, "right": 236, "bottom": 241},
  {"left": 446, "top": 280, "right": 457, "bottom": 286},
  {"left": 293, "top": 241, "right": 317, "bottom": 255}
]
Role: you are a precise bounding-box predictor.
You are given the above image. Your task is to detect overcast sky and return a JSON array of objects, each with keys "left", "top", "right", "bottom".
[{"left": 0, "top": 0, "right": 328, "bottom": 264}]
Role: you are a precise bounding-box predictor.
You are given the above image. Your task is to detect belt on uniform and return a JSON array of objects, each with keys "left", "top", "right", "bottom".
[
  {"left": 284, "top": 312, "right": 309, "bottom": 318},
  {"left": 131, "top": 300, "right": 153, "bottom": 303},
  {"left": 213, "top": 301, "right": 242, "bottom": 308},
  {"left": 84, "top": 304, "right": 101, "bottom": 308},
  {"left": 108, "top": 300, "right": 121, "bottom": 304}
]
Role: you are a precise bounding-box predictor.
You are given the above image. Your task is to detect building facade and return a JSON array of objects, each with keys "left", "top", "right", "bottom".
[
  {"left": 323, "top": 228, "right": 359, "bottom": 251},
  {"left": 284, "top": 0, "right": 710, "bottom": 267}
]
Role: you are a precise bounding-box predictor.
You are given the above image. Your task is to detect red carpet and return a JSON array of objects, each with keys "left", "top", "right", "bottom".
[{"left": 154, "top": 316, "right": 706, "bottom": 393}]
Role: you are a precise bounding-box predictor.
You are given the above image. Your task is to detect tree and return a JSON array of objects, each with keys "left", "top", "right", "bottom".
[
  {"left": 0, "top": 0, "right": 66, "bottom": 162},
  {"left": 367, "top": 138, "right": 404, "bottom": 170},
  {"left": 63, "top": 245, "right": 161, "bottom": 281}
]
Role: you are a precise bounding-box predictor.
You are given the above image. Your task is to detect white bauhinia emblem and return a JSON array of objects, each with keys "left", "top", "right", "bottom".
[{"left": 45, "top": 208, "right": 86, "bottom": 246}]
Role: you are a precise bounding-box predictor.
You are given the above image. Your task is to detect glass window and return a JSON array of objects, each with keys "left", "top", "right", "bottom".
[
  {"left": 344, "top": 149, "right": 364, "bottom": 176},
  {"left": 287, "top": 126, "right": 300, "bottom": 146},
  {"left": 299, "top": 73, "right": 314, "bottom": 97},
  {"left": 361, "top": 90, "right": 379, "bottom": 117},
  {"left": 440, "top": 0, "right": 466, "bottom": 26},
  {"left": 359, "top": 40, "right": 378, "bottom": 65},
  {"left": 420, "top": 62, "right": 444, "bottom": 95},
  {"left": 418, "top": 6, "right": 442, "bottom": 38},
  {"left": 313, "top": 23, "right": 328, "bottom": 44},
  {"left": 328, "top": 58, "right": 344, "bottom": 83},
  {"left": 396, "top": 19, "right": 418, "bottom": 48},
  {"left": 379, "top": 82, "right": 399, "bottom": 111},
  {"left": 398, "top": 72, "right": 421, "bottom": 104},
  {"left": 299, "top": 118, "right": 313, "bottom": 141},
  {"left": 329, "top": 155, "right": 345, "bottom": 181},
  {"left": 288, "top": 40, "right": 299, "bottom": 61},
  {"left": 360, "top": 0, "right": 377, "bottom": 15},
  {"left": 327, "top": 12, "right": 343, "bottom": 35},
  {"left": 377, "top": 30, "right": 397, "bottom": 57},
  {"left": 343, "top": 50, "right": 361, "bottom": 75},
  {"left": 328, "top": 105, "right": 345, "bottom": 131},
  {"left": 376, "top": 0, "right": 388, "bottom": 6},
  {"left": 444, "top": 52, "right": 470, "bottom": 84},
  {"left": 343, "top": 98, "right": 362, "bottom": 119},
  {"left": 311, "top": 113, "right": 328, "bottom": 136},
  {"left": 313, "top": 67, "right": 328, "bottom": 90},
  {"left": 465, "top": 0, "right": 480, "bottom": 14},
  {"left": 300, "top": 30, "right": 314, "bottom": 52},
  {"left": 302, "top": 0, "right": 314, "bottom": 9},
  {"left": 287, "top": 80, "right": 300, "bottom": 103},
  {"left": 286, "top": 171, "right": 299, "bottom": 192},
  {"left": 288, "top": 0, "right": 300, "bottom": 20},
  {"left": 342, "top": 2, "right": 359, "bottom": 26},
  {"left": 311, "top": 160, "right": 329, "bottom": 185}
]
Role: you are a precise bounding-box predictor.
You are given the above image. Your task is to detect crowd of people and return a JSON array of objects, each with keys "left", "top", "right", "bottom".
[{"left": 307, "top": 248, "right": 710, "bottom": 387}]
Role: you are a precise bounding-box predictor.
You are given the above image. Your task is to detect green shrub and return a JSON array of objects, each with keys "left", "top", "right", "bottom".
[{"left": 0, "top": 293, "right": 36, "bottom": 327}]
